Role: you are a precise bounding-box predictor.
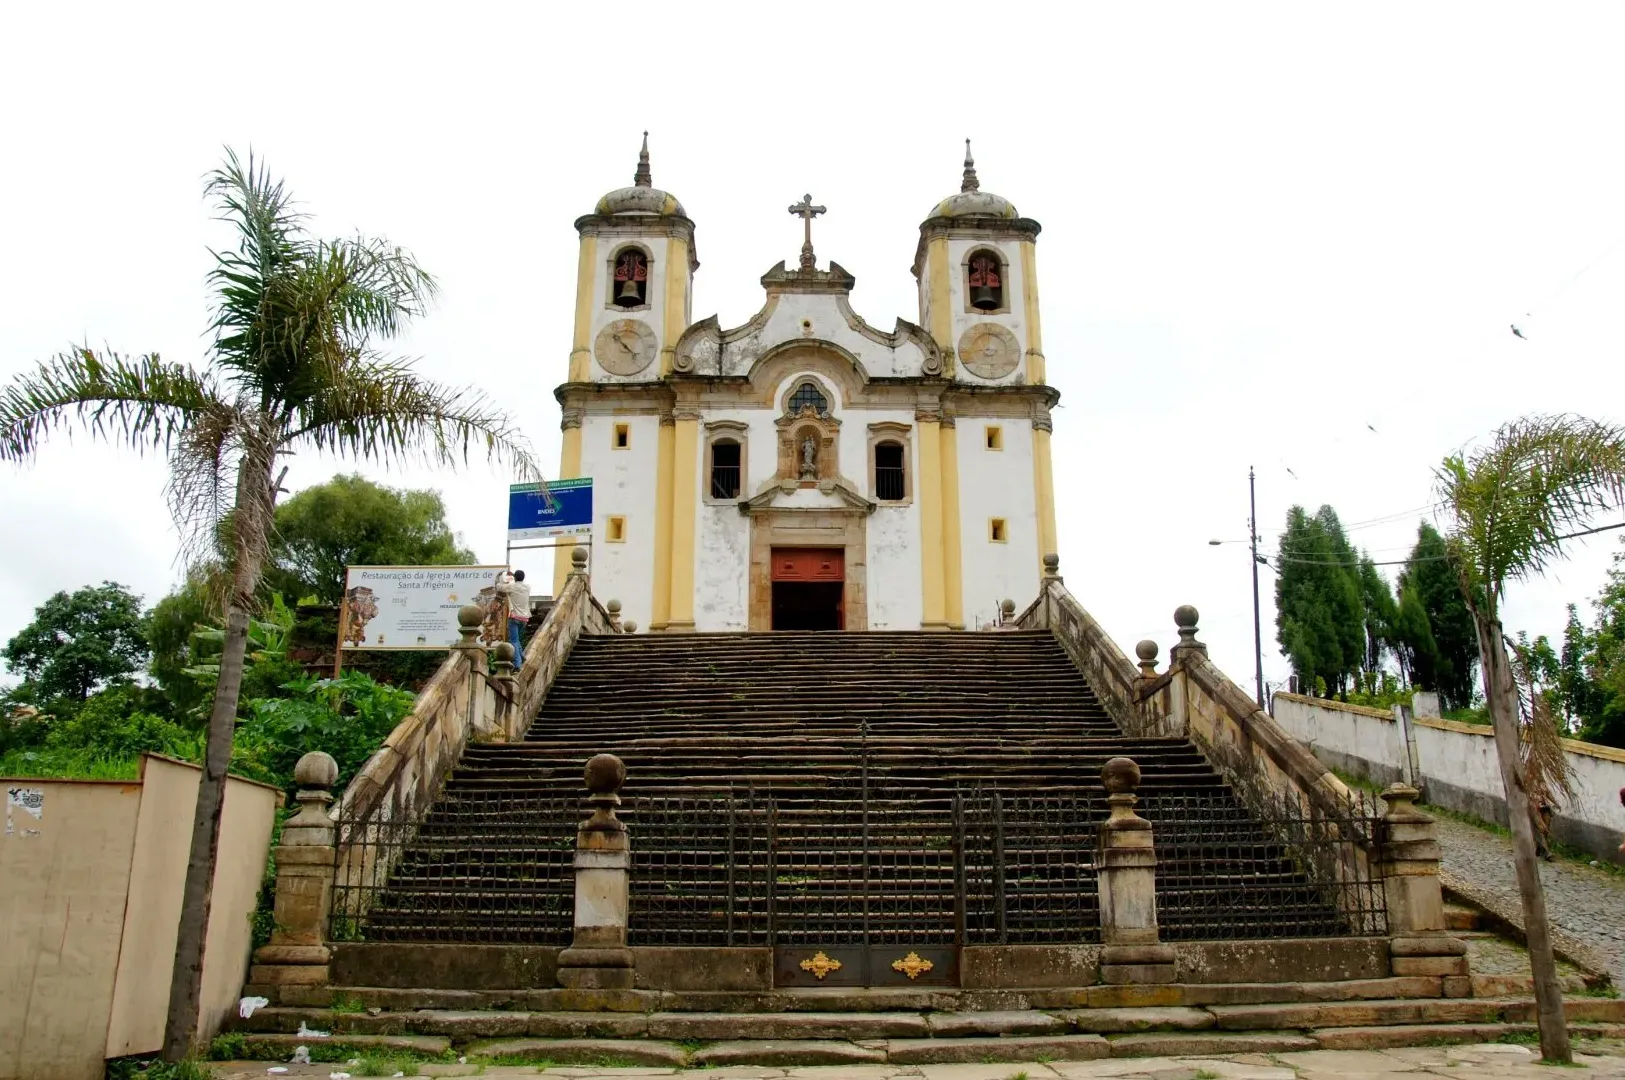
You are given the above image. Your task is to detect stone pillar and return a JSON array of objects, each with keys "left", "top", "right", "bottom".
[
  {"left": 1096, "top": 757, "right": 1177, "bottom": 983},
  {"left": 605, "top": 599, "right": 623, "bottom": 633},
  {"left": 1379, "top": 783, "right": 1468, "bottom": 988},
  {"left": 556, "top": 753, "right": 635, "bottom": 990},
  {"left": 491, "top": 641, "right": 517, "bottom": 740},
  {"left": 248, "top": 752, "right": 339, "bottom": 997},
  {"left": 452, "top": 603, "right": 494, "bottom": 739},
  {"left": 1166, "top": 606, "right": 1205, "bottom": 735}
]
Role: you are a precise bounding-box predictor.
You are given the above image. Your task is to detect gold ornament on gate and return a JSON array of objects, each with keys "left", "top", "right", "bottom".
[
  {"left": 799, "top": 951, "right": 842, "bottom": 980},
  {"left": 891, "top": 951, "right": 934, "bottom": 980}
]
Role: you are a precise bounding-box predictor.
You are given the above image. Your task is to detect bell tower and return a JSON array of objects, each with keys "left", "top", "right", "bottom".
[
  {"left": 568, "top": 133, "right": 698, "bottom": 385},
  {"left": 913, "top": 141, "right": 1044, "bottom": 386}
]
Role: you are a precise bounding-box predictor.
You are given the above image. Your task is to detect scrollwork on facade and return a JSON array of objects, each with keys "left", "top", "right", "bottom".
[{"left": 560, "top": 407, "right": 585, "bottom": 431}]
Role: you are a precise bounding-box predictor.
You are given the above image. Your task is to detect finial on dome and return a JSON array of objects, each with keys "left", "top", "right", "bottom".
[
  {"left": 634, "top": 131, "right": 652, "bottom": 188},
  {"left": 961, "top": 138, "right": 980, "bottom": 193}
]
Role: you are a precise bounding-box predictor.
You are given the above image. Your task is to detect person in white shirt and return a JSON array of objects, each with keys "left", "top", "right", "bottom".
[{"left": 499, "top": 569, "right": 531, "bottom": 666}]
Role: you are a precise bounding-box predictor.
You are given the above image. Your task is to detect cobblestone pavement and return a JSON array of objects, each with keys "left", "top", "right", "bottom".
[
  {"left": 210, "top": 1040, "right": 1625, "bottom": 1079},
  {"left": 1433, "top": 813, "right": 1625, "bottom": 987}
]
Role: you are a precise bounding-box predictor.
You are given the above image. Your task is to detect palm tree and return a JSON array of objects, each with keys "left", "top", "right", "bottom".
[
  {"left": 0, "top": 150, "right": 537, "bottom": 1059},
  {"left": 1435, "top": 413, "right": 1625, "bottom": 1064}
]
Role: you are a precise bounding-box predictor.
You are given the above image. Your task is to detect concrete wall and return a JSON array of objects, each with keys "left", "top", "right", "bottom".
[
  {"left": 0, "top": 757, "right": 279, "bottom": 1080},
  {"left": 1274, "top": 691, "right": 1625, "bottom": 864}
]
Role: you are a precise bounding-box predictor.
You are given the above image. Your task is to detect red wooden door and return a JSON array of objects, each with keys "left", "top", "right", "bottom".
[{"left": 771, "top": 547, "right": 844, "bottom": 583}]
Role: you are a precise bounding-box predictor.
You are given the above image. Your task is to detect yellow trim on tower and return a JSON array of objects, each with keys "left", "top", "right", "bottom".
[
  {"left": 569, "top": 236, "right": 598, "bottom": 382},
  {"left": 927, "top": 237, "right": 953, "bottom": 367},
  {"left": 1020, "top": 240, "right": 1045, "bottom": 385},
  {"left": 666, "top": 415, "right": 699, "bottom": 629},
  {"left": 650, "top": 420, "right": 675, "bottom": 631},
  {"left": 660, "top": 236, "right": 689, "bottom": 375},
  {"left": 1032, "top": 426, "right": 1059, "bottom": 577},
  {"left": 940, "top": 422, "right": 964, "bottom": 630},
  {"left": 551, "top": 422, "right": 585, "bottom": 596},
  {"left": 917, "top": 416, "right": 948, "bottom": 629}
]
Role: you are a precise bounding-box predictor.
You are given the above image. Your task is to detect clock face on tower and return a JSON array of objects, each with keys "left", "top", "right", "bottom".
[
  {"left": 594, "top": 318, "right": 658, "bottom": 376},
  {"left": 957, "top": 323, "right": 1020, "bottom": 380}
]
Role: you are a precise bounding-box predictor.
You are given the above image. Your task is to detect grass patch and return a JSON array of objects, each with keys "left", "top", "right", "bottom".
[
  {"left": 330, "top": 994, "right": 368, "bottom": 1013},
  {"left": 353, "top": 1054, "right": 420, "bottom": 1076},
  {"left": 1498, "top": 1029, "right": 1541, "bottom": 1045},
  {"left": 107, "top": 1060, "right": 218, "bottom": 1080},
  {"left": 207, "top": 1033, "right": 247, "bottom": 1060},
  {"left": 1006, "top": 1072, "right": 1030, "bottom": 1080},
  {"left": 675, "top": 1038, "right": 712, "bottom": 1053},
  {"left": 1329, "top": 766, "right": 1384, "bottom": 796},
  {"left": 1195, "top": 1071, "right": 1223, "bottom": 1080}
]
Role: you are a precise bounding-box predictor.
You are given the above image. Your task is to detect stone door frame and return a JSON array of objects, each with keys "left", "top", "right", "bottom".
[{"left": 746, "top": 507, "right": 868, "bottom": 632}]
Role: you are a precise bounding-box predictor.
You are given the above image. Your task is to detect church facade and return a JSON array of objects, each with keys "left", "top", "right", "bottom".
[{"left": 550, "top": 137, "right": 1059, "bottom": 633}]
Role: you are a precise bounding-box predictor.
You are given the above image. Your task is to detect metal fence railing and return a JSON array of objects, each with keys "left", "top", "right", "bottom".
[
  {"left": 1140, "top": 787, "right": 1388, "bottom": 941},
  {"left": 329, "top": 779, "right": 1387, "bottom": 948}
]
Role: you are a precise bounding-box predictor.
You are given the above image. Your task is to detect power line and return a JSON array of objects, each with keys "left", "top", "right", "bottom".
[{"left": 1260, "top": 520, "right": 1625, "bottom": 569}]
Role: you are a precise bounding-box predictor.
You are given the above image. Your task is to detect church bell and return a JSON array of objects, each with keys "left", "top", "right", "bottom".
[
  {"left": 616, "top": 278, "right": 642, "bottom": 304},
  {"left": 970, "top": 284, "right": 999, "bottom": 310}
]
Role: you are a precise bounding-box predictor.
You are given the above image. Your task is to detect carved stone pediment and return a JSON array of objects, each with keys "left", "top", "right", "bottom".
[{"left": 738, "top": 478, "right": 875, "bottom": 516}]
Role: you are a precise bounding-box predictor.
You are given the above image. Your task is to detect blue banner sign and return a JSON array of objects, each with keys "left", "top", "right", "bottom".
[{"left": 508, "top": 478, "right": 593, "bottom": 541}]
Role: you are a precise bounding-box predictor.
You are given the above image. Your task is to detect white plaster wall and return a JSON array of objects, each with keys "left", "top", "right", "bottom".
[
  {"left": 868, "top": 505, "right": 921, "bottom": 630},
  {"left": 575, "top": 414, "right": 659, "bottom": 631},
  {"left": 1273, "top": 693, "right": 1625, "bottom": 860},
  {"left": 703, "top": 292, "right": 931, "bottom": 379},
  {"left": 586, "top": 237, "right": 679, "bottom": 385},
  {"left": 956, "top": 416, "right": 1039, "bottom": 627},
  {"left": 693, "top": 377, "right": 923, "bottom": 630},
  {"left": 944, "top": 236, "right": 1032, "bottom": 388}
]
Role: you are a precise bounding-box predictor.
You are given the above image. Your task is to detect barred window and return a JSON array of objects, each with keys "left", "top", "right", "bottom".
[
  {"left": 788, "top": 381, "right": 828, "bottom": 415},
  {"left": 710, "top": 439, "right": 741, "bottom": 499},
  {"left": 874, "top": 441, "right": 905, "bottom": 501}
]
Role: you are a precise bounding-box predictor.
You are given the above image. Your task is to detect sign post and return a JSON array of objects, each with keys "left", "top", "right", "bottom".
[{"left": 507, "top": 478, "right": 594, "bottom": 547}]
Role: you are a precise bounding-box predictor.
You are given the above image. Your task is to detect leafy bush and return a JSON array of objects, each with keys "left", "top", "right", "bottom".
[{"left": 233, "top": 671, "right": 415, "bottom": 795}]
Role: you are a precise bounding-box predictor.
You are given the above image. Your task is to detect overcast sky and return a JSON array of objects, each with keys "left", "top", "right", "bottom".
[{"left": 3, "top": 2, "right": 1623, "bottom": 694}]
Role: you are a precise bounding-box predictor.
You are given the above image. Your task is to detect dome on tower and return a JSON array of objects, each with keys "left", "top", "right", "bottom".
[
  {"left": 929, "top": 140, "right": 1018, "bottom": 220},
  {"left": 595, "top": 132, "right": 687, "bottom": 217}
]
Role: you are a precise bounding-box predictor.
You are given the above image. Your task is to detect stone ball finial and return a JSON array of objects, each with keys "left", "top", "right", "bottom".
[
  {"left": 492, "top": 641, "right": 515, "bottom": 664},
  {"left": 1043, "top": 553, "right": 1060, "bottom": 575},
  {"left": 1174, "top": 604, "right": 1199, "bottom": 630},
  {"left": 607, "top": 599, "right": 622, "bottom": 615},
  {"left": 1000, "top": 598, "right": 1016, "bottom": 616},
  {"left": 584, "top": 753, "right": 626, "bottom": 795},
  {"left": 1136, "top": 639, "right": 1159, "bottom": 662},
  {"left": 622, "top": 620, "right": 638, "bottom": 633},
  {"left": 1101, "top": 756, "right": 1142, "bottom": 794},
  {"left": 458, "top": 604, "right": 485, "bottom": 628},
  {"left": 293, "top": 750, "right": 339, "bottom": 791},
  {"left": 571, "top": 546, "right": 589, "bottom": 569}
]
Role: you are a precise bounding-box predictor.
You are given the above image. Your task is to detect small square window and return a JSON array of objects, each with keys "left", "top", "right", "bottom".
[
  {"left": 985, "top": 425, "right": 1003, "bottom": 450},
  {"left": 607, "top": 516, "right": 627, "bottom": 543},
  {"left": 989, "top": 518, "right": 1007, "bottom": 543},
  {"left": 613, "top": 423, "right": 630, "bottom": 450}
]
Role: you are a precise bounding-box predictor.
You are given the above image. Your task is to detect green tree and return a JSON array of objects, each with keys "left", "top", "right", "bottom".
[
  {"left": 1436, "top": 412, "right": 1625, "bottom": 1062},
  {"left": 1356, "top": 555, "right": 1399, "bottom": 676},
  {"left": 1395, "top": 523, "right": 1479, "bottom": 710},
  {"left": 267, "top": 473, "right": 475, "bottom": 603},
  {"left": 2, "top": 582, "right": 149, "bottom": 701},
  {"left": 1274, "top": 505, "right": 1365, "bottom": 694},
  {"left": 1577, "top": 540, "right": 1625, "bottom": 747},
  {"left": 0, "top": 150, "right": 535, "bottom": 1059}
]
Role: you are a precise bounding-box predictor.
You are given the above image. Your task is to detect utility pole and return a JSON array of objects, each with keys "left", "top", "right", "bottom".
[{"left": 1249, "top": 466, "right": 1265, "bottom": 709}]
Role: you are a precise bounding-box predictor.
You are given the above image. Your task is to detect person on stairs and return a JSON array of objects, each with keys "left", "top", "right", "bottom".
[{"left": 500, "top": 569, "right": 531, "bottom": 667}]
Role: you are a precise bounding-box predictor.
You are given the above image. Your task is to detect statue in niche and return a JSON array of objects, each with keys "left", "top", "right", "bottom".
[{"left": 799, "top": 434, "right": 818, "bottom": 479}]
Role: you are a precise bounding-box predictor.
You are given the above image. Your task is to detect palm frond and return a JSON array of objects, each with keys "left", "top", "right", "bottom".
[
  {"left": 0, "top": 348, "right": 226, "bottom": 462},
  {"left": 285, "top": 359, "right": 538, "bottom": 479},
  {"left": 1435, "top": 414, "right": 1625, "bottom": 602},
  {"left": 1507, "top": 635, "right": 1578, "bottom": 816}
]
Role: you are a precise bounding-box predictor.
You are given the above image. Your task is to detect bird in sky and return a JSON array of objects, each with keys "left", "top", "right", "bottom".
[{"left": 1511, "top": 324, "right": 1528, "bottom": 339}]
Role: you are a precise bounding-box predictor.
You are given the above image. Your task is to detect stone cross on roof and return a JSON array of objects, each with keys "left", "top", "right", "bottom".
[{"left": 788, "top": 193, "right": 826, "bottom": 271}]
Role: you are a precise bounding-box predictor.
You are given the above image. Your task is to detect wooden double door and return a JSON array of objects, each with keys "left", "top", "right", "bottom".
[{"left": 770, "top": 547, "right": 844, "bottom": 631}]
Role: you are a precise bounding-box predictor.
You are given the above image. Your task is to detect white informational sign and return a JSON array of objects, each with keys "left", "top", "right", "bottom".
[{"left": 340, "top": 565, "right": 510, "bottom": 651}]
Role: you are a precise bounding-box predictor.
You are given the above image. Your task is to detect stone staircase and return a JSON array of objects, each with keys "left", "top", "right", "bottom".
[{"left": 349, "top": 631, "right": 1356, "bottom": 947}]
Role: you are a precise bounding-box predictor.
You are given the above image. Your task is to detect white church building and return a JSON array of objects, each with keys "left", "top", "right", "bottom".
[{"left": 551, "top": 137, "right": 1059, "bottom": 633}]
